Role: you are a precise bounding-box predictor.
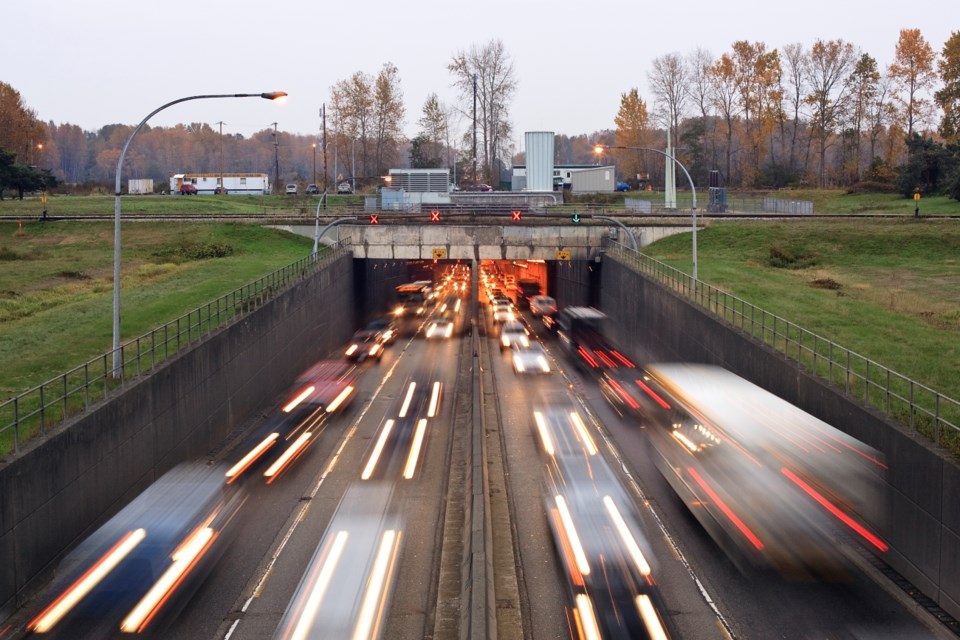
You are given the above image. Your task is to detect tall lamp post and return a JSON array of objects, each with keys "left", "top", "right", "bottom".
[
  {"left": 311, "top": 143, "right": 317, "bottom": 187},
  {"left": 594, "top": 144, "right": 698, "bottom": 285},
  {"left": 112, "top": 91, "right": 287, "bottom": 377}
]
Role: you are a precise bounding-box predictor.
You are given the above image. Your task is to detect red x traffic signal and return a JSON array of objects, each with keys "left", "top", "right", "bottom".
[
  {"left": 511, "top": 210, "right": 522, "bottom": 221},
  {"left": 369, "top": 214, "right": 379, "bottom": 224},
  {"left": 430, "top": 210, "right": 442, "bottom": 222}
]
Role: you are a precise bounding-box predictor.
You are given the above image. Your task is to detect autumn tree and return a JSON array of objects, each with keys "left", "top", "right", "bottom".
[
  {"left": 843, "top": 53, "right": 881, "bottom": 181},
  {"left": 728, "top": 41, "right": 781, "bottom": 184},
  {"left": 935, "top": 31, "right": 960, "bottom": 143},
  {"left": 0, "top": 81, "right": 46, "bottom": 164},
  {"left": 372, "top": 62, "right": 405, "bottom": 176},
  {"left": 805, "top": 38, "right": 857, "bottom": 186},
  {"left": 709, "top": 53, "right": 740, "bottom": 184},
  {"left": 613, "top": 88, "right": 651, "bottom": 183},
  {"left": 888, "top": 28, "right": 937, "bottom": 137},
  {"left": 415, "top": 93, "right": 449, "bottom": 168},
  {"left": 449, "top": 39, "right": 517, "bottom": 184}
]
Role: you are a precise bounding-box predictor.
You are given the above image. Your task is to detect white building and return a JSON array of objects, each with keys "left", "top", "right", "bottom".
[{"left": 511, "top": 164, "right": 616, "bottom": 193}]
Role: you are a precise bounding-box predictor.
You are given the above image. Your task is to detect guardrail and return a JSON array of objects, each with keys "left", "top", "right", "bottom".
[
  {"left": 0, "top": 245, "right": 349, "bottom": 458},
  {"left": 608, "top": 243, "right": 960, "bottom": 453}
]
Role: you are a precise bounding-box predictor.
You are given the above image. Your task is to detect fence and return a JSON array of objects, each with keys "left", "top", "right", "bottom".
[
  {"left": 608, "top": 243, "right": 960, "bottom": 453},
  {"left": 0, "top": 246, "right": 349, "bottom": 457}
]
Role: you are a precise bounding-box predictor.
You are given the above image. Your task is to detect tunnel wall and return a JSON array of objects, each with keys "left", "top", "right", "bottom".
[
  {"left": 598, "top": 253, "right": 960, "bottom": 621},
  {"left": 0, "top": 253, "right": 361, "bottom": 620}
]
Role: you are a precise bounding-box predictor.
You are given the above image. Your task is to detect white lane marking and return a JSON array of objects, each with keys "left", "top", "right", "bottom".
[{"left": 226, "top": 343, "right": 411, "bottom": 636}]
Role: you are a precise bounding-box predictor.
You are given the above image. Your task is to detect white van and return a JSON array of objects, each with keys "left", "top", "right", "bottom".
[{"left": 530, "top": 295, "right": 557, "bottom": 317}]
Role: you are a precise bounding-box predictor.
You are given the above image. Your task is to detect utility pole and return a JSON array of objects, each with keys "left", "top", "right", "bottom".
[
  {"left": 216, "top": 121, "right": 225, "bottom": 194},
  {"left": 322, "top": 104, "right": 328, "bottom": 208},
  {"left": 472, "top": 72, "right": 478, "bottom": 186},
  {"left": 271, "top": 122, "right": 279, "bottom": 194}
]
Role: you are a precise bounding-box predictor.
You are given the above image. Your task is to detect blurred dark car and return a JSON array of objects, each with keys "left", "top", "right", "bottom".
[
  {"left": 305, "top": 183, "right": 321, "bottom": 194},
  {"left": 345, "top": 329, "right": 385, "bottom": 362},
  {"left": 27, "top": 463, "right": 243, "bottom": 638},
  {"left": 366, "top": 318, "right": 399, "bottom": 345},
  {"left": 462, "top": 183, "right": 493, "bottom": 192}
]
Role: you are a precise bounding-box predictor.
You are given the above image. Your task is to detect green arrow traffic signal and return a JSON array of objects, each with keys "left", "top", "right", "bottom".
[{"left": 571, "top": 214, "right": 582, "bottom": 224}]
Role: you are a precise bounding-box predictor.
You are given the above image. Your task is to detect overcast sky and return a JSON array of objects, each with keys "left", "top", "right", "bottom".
[{"left": 5, "top": 1, "right": 956, "bottom": 151}]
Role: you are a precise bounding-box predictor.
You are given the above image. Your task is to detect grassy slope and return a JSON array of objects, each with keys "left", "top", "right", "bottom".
[
  {"left": 0, "top": 221, "right": 313, "bottom": 398},
  {"left": 640, "top": 218, "right": 960, "bottom": 400}
]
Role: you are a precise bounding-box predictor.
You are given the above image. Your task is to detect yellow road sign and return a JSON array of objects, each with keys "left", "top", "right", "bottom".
[
  {"left": 433, "top": 248, "right": 447, "bottom": 259},
  {"left": 914, "top": 192, "right": 921, "bottom": 201},
  {"left": 556, "top": 249, "right": 571, "bottom": 261}
]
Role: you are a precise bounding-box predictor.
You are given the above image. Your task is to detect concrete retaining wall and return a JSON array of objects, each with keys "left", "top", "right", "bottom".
[
  {"left": 0, "top": 253, "right": 358, "bottom": 619},
  {"left": 598, "top": 253, "right": 960, "bottom": 620}
]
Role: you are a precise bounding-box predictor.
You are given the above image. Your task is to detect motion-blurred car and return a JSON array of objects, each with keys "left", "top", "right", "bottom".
[
  {"left": 305, "top": 183, "right": 320, "bottom": 194},
  {"left": 274, "top": 483, "right": 402, "bottom": 640},
  {"left": 28, "top": 463, "right": 243, "bottom": 638},
  {"left": 366, "top": 318, "right": 399, "bottom": 345},
  {"left": 499, "top": 320, "right": 530, "bottom": 350},
  {"left": 179, "top": 183, "right": 198, "bottom": 195},
  {"left": 543, "top": 449, "right": 673, "bottom": 639},
  {"left": 425, "top": 317, "right": 454, "bottom": 339},
  {"left": 542, "top": 310, "right": 559, "bottom": 333},
  {"left": 529, "top": 295, "right": 557, "bottom": 317},
  {"left": 511, "top": 342, "right": 551, "bottom": 374},
  {"left": 462, "top": 182, "right": 492, "bottom": 192},
  {"left": 344, "top": 329, "right": 385, "bottom": 362},
  {"left": 492, "top": 303, "right": 514, "bottom": 324}
]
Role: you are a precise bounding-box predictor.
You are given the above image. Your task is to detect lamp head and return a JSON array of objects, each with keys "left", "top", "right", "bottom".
[{"left": 261, "top": 92, "right": 288, "bottom": 103}]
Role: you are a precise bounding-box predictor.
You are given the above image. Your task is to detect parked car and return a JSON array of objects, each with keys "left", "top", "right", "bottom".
[
  {"left": 462, "top": 183, "right": 493, "bottom": 192},
  {"left": 615, "top": 181, "right": 631, "bottom": 192},
  {"left": 285, "top": 183, "right": 298, "bottom": 195},
  {"left": 305, "top": 183, "right": 320, "bottom": 194},
  {"left": 179, "top": 183, "right": 198, "bottom": 195},
  {"left": 337, "top": 181, "right": 353, "bottom": 194}
]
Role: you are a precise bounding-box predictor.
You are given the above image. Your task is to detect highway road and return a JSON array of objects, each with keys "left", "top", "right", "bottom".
[{"left": 6, "top": 264, "right": 956, "bottom": 640}]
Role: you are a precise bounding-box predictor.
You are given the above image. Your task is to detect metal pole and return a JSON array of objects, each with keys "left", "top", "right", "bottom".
[
  {"left": 472, "top": 72, "right": 477, "bottom": 185},
  {"left": 312, "top": 143, "right": 317, "bottom": 187},
  {"left": 351, "top": 138, "right": 356, "bottom": 193},
  {"left": 112, "top": 92, "right": 285, "bottom": 377},
  {"left": 597, "top": 144, "right": 697, "bottom": 285},
  {"left": 272, "top": 121, "right": 279, "bottom": 194},
  {"left": 322, "top": 104, "right": 328, "bottom": 203},
  {"left": 217, "top": 120, "right": 224, "bottom": 193}
]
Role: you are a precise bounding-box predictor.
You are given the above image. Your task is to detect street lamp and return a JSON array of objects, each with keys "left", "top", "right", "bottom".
[
  {"left": 112, "top": 91, "right": 287, "bottom": 377},
  {"left": 594, "top": 144, "right": 698, "bottom": 285}
]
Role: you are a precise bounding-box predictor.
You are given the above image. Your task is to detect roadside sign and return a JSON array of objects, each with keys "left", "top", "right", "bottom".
[
  {"left": 433, "top": 248, "right": 447, "bottom": 259},
  {"left": 556, "top": 249, "right": 571, "bottom": 261}
]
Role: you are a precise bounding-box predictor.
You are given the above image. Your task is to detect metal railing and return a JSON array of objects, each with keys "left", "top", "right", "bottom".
[
  {"left": 608, "top": 243, "right": 960, "bottom": 452},
  {"left": 0, "top": 245, "right": 349, "bottom": 457}
]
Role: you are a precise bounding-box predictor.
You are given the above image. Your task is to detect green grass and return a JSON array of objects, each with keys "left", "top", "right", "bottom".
[
  {"left": 0, "top": 193, "right": 366, "bottom": 217},
  {"left": 0, "top": 221, "right": 313, "bottom": 401},
  {"left": 639, "top": 217, "right": 960, "bottom": 404}
]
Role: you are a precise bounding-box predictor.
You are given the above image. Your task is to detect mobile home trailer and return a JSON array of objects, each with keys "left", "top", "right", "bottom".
[{"left": 170, "top": 173, "right": 271, "bottom": 195}]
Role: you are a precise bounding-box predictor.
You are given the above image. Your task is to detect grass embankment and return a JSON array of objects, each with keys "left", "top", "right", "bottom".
[
  {"left": 0, "top": 193, "right": 365, "bottom": 217},
  {"left": 562, "top": 188, "right": 960, "bottom": 215},
  {"left": 0, "top": 221, "right": 313, "bottom": 403},
  {"left": 641, "top": 217, "right": 960, "bottom": 404}
]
